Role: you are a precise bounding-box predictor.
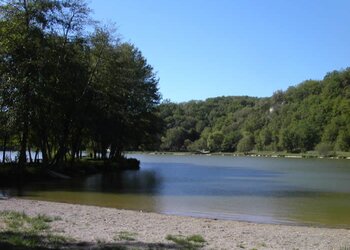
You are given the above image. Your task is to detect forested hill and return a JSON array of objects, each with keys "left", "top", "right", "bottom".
[{"left": 158, "top": 69, "right": 350, "bottom": 154}]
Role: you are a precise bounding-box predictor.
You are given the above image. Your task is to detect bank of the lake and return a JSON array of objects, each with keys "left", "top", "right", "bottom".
[
  {"left": 0, "top": 198, "right": 349, "bottom": 250},
  {"left": 128, "top": 150, "right": 350, "bottom": 160}
]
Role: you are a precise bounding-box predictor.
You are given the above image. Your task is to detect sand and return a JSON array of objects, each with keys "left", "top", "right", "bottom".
[{"left": 0, "top": 198, "right": 349, "bottom": 249}]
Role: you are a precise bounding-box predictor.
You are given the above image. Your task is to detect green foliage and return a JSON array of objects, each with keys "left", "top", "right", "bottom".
[
  {"left": 315, "top": 142, "right": 335, "bottom": 157},
  {"left": 158, "top": 69, "right": 350, "bottom": 154},
  {"left": 166, "top": 234, "right": 206, "bottom": 249},
  {"left": 0, "top": 211, "right": 55, "bottom": 232},
  {"left": 0, "top": 0, "right": 161, "bottom": 165},
  {"left": 161, "top": 127, "right": 188, "bottom": 151},
  {"left": 114, "top": 231, "right": 137, "bottom": 241},
  {"left": 187, "top": 137, "right": 207, "bottom": 152},
  {"left": 1, "top": 1, "right": 349, "bottom": 159},
  {"left": 0, "top": 211, "right": 69, "bottom": 249},
  {"left": 186, "top": 234, "right": 206, "bottom": 243},
  {"left": 237, "top": 135, "right": 254, "bottom": 153},
  {"left": 221, "top": 131, "right": 242, "bottom": 152},
  {"left": 207, "top": 131, "right": 224, "bottom": 151},
  {"left": 335, "top": 129, "right": 350, "bottom": 151}
]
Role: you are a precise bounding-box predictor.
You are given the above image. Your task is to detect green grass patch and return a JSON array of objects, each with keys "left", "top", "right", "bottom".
[
  {"left": 36, "top": 214, "right": 54, "bottom": 223},
  {"left": 0, "top": 231, "right": 41, "bottom": 248},
  {"left": 166, "top": 234, "right": 206, "bottom": 249},
  {"left": 237, "top": 243, "right": 245, "bottom": 248},
  {"left": 185, "top": 234, "right": 206, "bottom": 243},
  {"left": 0, "top": 211, "right": 29, "bottom": 231},
  {"left": 53, "top": 215, "right": 62, "bottom": 221},
  {"left": 0, "top": 231, "right": 68, "bottom": 249},
  {"left": 258, "top": 242, "right": 267, "bottom": 247},
  {"left": 0, "top": 211, "right": 55, "bottom": 232},
  {"left": 114, "top": 231, "right": 137, "bottom": 241},
  {"left": 30, "top": 217, "right": 50, "bottom": 231},
  {"left": 0, "top": 211, "right": 70, "bottom": 249}
]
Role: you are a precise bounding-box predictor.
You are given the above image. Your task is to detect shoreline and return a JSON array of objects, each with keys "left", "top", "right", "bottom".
[
  {"left": 127, "top": 151, "right": 350, "bottom": 160},
  {"left": 1, "top": 198, "right": 349, "bottom": 249}
]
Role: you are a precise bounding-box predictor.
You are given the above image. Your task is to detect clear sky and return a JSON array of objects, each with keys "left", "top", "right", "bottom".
[{"left": 88, "top": 0, "right": 350, "bottom": 103}]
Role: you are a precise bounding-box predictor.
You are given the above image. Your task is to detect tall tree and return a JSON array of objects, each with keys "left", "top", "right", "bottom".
[{"left": 0, "top": 0, "right": 162, "bottom": 166}]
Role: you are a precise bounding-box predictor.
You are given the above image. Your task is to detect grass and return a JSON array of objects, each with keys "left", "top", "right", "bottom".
[
  {"left": 260, "top": 242, "right": 267, "bottom": 247},
  {"left": 237, "top": 243, "right": 245, "bottom": 248},
  {"left": 1, "top": 211, "right": 47, "bottom": 231},
  {"left": 114, "top": 231, "right": 138, "bottom": 241},
  {"left": 166, "top": 234, "right": 206, "bottom": 250},
  {"left": 0, "top": 211, "right": 209, "bottom": 250},
  {"left": 0, "top": 211, "right": 59, "bottom": 232},
  {"left": 0, "top": 210, "right": 70, "bottom": 249}
]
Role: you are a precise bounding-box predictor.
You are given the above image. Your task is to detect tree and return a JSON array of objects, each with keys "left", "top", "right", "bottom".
[
  {"left": 87, "top": 40, "right": 161, "bottom": 159},
  {"left": 237, "top": 134, "right": 254, "bottom": 153},
  {"left": 0, "top": 0, "right": 162, "bottom": 166},
  {"left": 315, "top": 142, "right": 334, "bottom": 157},
  {"left": 207, "top": 131, "right": 224, "bottom": 152},
  {"left": 157, "top": 69, "right": 350, "bottom": 154},
  {"left": 335, "top": 129, "right": 350, "bottom": 151},
  {"left": 161, "top": 127, "right": 187, "bottom": 151},
  {"left": 221, "top": 131, "right": 242, "bottom": 152}
]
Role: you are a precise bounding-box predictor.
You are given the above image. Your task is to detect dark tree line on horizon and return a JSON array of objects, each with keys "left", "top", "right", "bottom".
[
  {"left": 158, "top": 69, "right": 350, "bottom": 155},
  {"left": 0, "top": 0, "right": 162, "bottom": 166}
]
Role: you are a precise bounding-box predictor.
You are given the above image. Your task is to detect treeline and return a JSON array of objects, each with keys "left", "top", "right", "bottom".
[
  {"left": 0, "top": 0, "right": 161, "bottom": 166},
  {"left": 158, "top": 69, "right": 350, "bottom": 154}
]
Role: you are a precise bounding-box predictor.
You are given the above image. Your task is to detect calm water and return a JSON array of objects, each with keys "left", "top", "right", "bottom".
[{"left": 2, "top": 154, "right": 350, "bottom": 227}]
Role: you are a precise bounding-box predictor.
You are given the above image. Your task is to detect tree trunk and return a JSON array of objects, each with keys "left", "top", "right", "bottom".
[
  {"left": 28, "top": 144, "right": 33, "bottom": 163},
  {"left": 41, "top": 135, "right": 49, "bottom": 165},
  {"left": 47, "top": 141, "right": 52, "bottom": 161},
  {"left": 18, "top": 0, "right": 30, "bottom": 167},
  {"left": 71, "top": 130, "right": 82, "bottom": 163},
  {"left": 71, "top": 148, "right": 76, "bottom": 163},
  {"left": 109, "top": 143, "right": 117, "bottom": 160},
  {"left": 2, "top": 134, "right": 7, "bottom": 163},
  {"left": 51, "top": 121, "right": 70, "bottom": 166},
  {"left": 41, "top": 145, "right": 48, "bottom": 165},
  {"left": 18, "top": 119, "right": 29, "bottom": 165},
  {"left": 34, "top": 150, "right": 39, "bottom": 163},
  {"left": 101, "top": 148, "right": 107, "bottom": 159},
  {"left": 115, "top": 145, "right": 123, "bottom": 160}
]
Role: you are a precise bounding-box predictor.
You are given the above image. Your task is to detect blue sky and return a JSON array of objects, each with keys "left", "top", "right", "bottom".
[{"left": 89, "top": 0, "right": 350, "bottom": 103}]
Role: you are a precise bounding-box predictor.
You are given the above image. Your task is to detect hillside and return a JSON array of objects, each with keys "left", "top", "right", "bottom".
[{"left": 157, "top": 68, "right": 350, "bottom": 154}]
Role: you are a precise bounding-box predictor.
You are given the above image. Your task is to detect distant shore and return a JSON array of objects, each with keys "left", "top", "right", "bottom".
[
  {"left": 128, "top": 151, "right": 350, "bottom": 160},
  {"left": 1, "top": 198, "right": 349, "bottom": 249}
]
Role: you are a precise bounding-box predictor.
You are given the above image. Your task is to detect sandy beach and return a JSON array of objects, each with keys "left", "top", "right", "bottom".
[{"left": 0, "top": 198, "right": 349, "bottom": 249}]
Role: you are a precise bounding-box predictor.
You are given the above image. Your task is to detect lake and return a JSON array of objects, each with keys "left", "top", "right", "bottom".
[{"left": 2, "top": 154, "right": 350, "bottom": 227}]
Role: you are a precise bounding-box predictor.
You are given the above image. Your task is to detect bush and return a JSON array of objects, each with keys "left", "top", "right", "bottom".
[
  {"left": 237, "top": 135, "right": 254, "bottom": 153},
  {"left": 315, "top": 142, "right": 335, "bottom": 157}
]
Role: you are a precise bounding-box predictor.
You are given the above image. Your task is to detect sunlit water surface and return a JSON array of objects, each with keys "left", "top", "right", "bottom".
[{"left": 3, "top": 154, "right": 350, "bottom": 227}]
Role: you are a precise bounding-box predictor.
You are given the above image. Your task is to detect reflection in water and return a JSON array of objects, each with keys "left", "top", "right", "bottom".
[
  {"left": 82, "top": 170, "right": 162, "bottom": 194},
  {"left": 24, "top": 192, "right": 160, "bottom": 212},
  {"left": 3, "top": 154, "right": 350, "bottom": 227},
  {"left": 7, "top": 170, "right": 162, "bottom": 196}
]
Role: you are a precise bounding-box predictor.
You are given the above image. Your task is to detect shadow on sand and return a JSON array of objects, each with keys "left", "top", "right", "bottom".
[{"left": 0, "top": 231, "right": 182, "bottom": 250}]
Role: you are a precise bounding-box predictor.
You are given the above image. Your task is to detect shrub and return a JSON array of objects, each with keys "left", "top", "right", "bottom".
[{"left": 315, "top": 142, "right": 335, "bottom": 157}]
